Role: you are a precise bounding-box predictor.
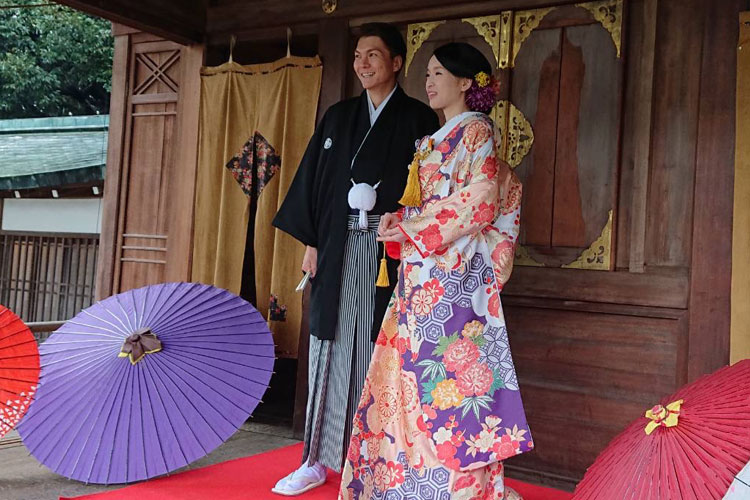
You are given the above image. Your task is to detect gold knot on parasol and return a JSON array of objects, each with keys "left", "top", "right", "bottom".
[
  {"left": 118, "top": 328, "right": 162, "bottom": 365},
  {"left": 644, "top": 399, "right": 683, "bottom": 435}
]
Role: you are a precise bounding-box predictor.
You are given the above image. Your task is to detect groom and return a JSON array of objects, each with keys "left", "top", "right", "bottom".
[{"left": 272, "top": 22, "right": 438, "bottom": 495}]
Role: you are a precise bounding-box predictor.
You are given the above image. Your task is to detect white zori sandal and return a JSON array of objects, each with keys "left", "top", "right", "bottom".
[{"left": 271, "top": 461, "right": 327, "bottom": 496}]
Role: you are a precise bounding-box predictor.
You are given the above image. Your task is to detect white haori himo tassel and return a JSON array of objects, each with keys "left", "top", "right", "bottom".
[{"left": 348, "top": 180, "right": 380, "bottom": 229}]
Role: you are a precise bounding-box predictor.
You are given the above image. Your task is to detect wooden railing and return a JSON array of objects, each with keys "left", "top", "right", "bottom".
[{"left": 0, "top": 231, "right": 99, "bottom": 324}]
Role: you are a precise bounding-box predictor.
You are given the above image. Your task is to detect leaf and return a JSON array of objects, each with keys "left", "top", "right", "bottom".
[
  {"left": 421, "top": 379, "right": 439, "bottom": 404},
  {"left": 458, "top": 395, "right": 494, "bottom": 421},
  {"left": 487, "top": 369, "right": 505, "bottom": 396},
  {"left": 0, "top": 3, "right": 113, "bottom": 118},
  {"left": 474, "top": 395, "right": 493, "bottom": 411},
  {"left": 416, "top": 359, "right": 447, "bottom": 381},
  {"left": 471, "top": 336, "right": 486, "bottom": 347},
  {"left": 432, "top": 333, "right": 459, "bottom": 356}
]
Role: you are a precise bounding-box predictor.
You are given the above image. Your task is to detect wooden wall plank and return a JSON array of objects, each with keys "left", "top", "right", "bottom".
[
  {"left": 166, "top": 44, "right": 205, "bottom": 282},
  {"left": 504, "top": 266, "right": 689, "bottom": 309},
  {"left": 687, "top": 0, "right": 740, "bottom": 380},
  {"left": 552, "top": 31, "right": 586, "bottom": 247},
  {"left": 618, "top": 0, "right": 658, "bottom": 272},
  {"left": 512, "top": 28, "right": 562, "bottom": 247},
  {"left": 505, "top": 305, "right": 681, "bottom": 482},
  {"left": 645, "top": 0, "right": 703, "bottom": 267}
]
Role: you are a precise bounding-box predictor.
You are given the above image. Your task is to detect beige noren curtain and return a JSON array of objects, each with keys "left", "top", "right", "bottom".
[{"left": 193, "top": 56, "right": 322, "bottom": 358}]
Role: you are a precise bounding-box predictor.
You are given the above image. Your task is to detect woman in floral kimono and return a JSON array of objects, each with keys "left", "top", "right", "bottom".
[{"left": 338, "top": 43, "right": 532, "bottom": 500}]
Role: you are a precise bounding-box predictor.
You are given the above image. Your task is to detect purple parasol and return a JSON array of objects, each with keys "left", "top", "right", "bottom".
[{"left": 17, "top": 282, "right": 275, "bottom": 484}]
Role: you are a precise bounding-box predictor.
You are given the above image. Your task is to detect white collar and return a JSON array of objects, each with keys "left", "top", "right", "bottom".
[
  {"left": 366, "top": 85, "right": 398, "bottom": 126},
  {"left": 431, "top": 111, "right": 483, "bottom": 144}
]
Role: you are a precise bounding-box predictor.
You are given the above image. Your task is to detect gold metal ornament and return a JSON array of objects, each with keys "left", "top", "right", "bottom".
[
  {"left": 462, "top": 15, "right": 502, "bottom": 68},
  {"left": 322, "top": 0, "right": 337, "bottom": 14},
  {"left": 404, "top": 21, "right": 446, "bottom": 76},
  {"left": 512, "top": 7, "right": 556, "bottom": 67},
  {"left": 576, "top": 0, "right": 623, "bottom": 57},
  {"left": 514, "top": 245, "right": 545, "bottom": 267},
  {"left": 492, "top": 100, "right": 534, "bottom": 169},
  {"left": 562, "top": 210, "right": 614, "bottom": 270},
  {"left": 499, "top": 11, "right": 513, "bottom": 69}
]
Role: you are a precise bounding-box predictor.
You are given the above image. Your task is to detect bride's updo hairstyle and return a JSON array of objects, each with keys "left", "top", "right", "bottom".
[{"left": 433, "top": 42, "right": 500, "bottom": 114}]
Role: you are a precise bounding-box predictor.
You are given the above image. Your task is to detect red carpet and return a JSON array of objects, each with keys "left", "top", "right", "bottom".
[{"left": 63, "top": 443, "right": 572, "bottom": 500}]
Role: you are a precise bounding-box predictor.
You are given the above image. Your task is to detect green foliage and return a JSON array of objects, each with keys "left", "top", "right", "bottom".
[
  {"left": 0, "top": 0, "right": 113, "bottom": 118},
  {"left": 421, "top": 378, "right": 441, "bottom": 405},
  {"left": 487, "top": 369, "right": 505, "bottom": 396},
  {"left": 432, "top": 332, "right": 459, "bottom": 357},
  {"left": 471, "top": 335, "right": 486, "bottom": 347}
]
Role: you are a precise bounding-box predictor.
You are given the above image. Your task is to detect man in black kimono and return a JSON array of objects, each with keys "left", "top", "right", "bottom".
[{"left": 271, "top": 23, "right": 438, "bottom": 495}]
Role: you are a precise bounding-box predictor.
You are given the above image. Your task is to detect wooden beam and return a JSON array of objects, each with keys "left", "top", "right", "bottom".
[
  {"left": 56, "top": 0, "right": 205, "bottom": 44},
  {"left": 687, "top": 0, "right": 741, "bottom": 381},
  {"left": 207, "top": 0, "right": 573, "bottom": 37},
  {"left": 206, "top": 22, "right": 319, "bottom": 48}
]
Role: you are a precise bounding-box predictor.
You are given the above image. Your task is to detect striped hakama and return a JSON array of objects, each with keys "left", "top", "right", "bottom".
[{"left": 303, "top": 214, "right": 380, "bottom": 471}]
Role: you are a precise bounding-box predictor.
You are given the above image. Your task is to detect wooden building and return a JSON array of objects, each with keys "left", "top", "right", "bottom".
[
  {"left": 56, "top": 0, "right": 747, "bottom": 490},
  {"left": 0, "top": 115, "right": 104, "bottom": 327}
]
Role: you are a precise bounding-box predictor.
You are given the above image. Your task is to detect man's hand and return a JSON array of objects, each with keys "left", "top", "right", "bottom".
[{"left": 302, "top": 246, "right": 318, "bottom": 277}]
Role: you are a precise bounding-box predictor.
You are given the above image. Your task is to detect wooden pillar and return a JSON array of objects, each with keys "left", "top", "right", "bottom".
[
  {"left": 292, "top": 18, "right": 350, "bottom": 440},
  {"left": 731, "top": 11, "right": 750, "bottom": 363},
  {"left": 95, "top": 24, "right": 204, "bottom": 300},
  {"left": 687, "top": 1, "right": 741, "bottom": 380},
  {"left": 96, "top": 28, "right": 131, "bottom": 300}
]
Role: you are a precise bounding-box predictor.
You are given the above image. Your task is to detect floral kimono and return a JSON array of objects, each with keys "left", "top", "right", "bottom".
[{"left": 339, "top": 112, "right": 532, "bottom": 500}]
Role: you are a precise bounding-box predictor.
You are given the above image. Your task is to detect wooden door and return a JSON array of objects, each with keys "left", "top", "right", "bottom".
[{"left": 97, "top": 27, "right": 203, "bottom": 299}]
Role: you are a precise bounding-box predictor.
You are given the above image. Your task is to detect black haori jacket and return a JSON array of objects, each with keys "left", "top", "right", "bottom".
[{"left": 273, "top": 87, "right": 439, "bottom": 341}]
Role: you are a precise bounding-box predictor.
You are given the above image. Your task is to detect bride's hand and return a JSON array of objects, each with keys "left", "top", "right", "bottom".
[
  {"left": 378, "top": 212, "right": 400, "bottom": 236},
  {"left": 377, "top": 225, "right": 407, "bottom": 244}
]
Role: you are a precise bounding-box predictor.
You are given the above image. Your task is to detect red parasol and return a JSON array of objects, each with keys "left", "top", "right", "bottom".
[
  {"left": 0, "top": 305, "right": 39, "bottom": 438},
  {"left": 573, "top": 359, "right": 750, "bottom": 500}
]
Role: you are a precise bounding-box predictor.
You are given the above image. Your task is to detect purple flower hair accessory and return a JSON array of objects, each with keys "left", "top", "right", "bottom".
[{"left": 465, "top": 74, "right": 501, "bottom": 114}]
